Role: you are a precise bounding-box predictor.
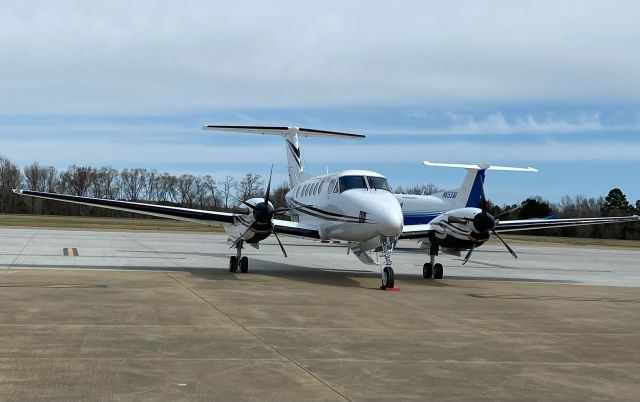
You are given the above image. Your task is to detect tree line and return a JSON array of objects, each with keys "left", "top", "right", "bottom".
[{"left": 0, "top": 155, "right": 637, "bottom": 239}]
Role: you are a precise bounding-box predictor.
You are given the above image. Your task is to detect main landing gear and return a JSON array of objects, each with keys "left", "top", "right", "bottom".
[
  {"left": 229, "top": 240, "right": 249, "bottom": 273},
  {"left": 423, "top": 243, "right": 443, "bottom": 280},
  {"left": 380, "top": 236, "right": 396, "bottom": 290}
]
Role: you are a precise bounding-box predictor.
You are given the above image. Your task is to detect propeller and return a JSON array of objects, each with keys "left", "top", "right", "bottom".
[
  {"left": 449, "top": 171, "right": 518, "bottom": 263},
  {"left": 238, "top": 165, "right": 308, "bottom": 258}
]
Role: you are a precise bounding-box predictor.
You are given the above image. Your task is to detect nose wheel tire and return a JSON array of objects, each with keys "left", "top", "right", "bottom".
[
  {"left": 229, "top": 256, "right": 238, "bottom": 272},
  {"left": 240, "top": 256, "right": 249, "bottom": 273},
  {"left": 381, "top": 266, "right": 395, "bottom": 289},
  {"left": 423, "top": 263, "right": 433, "bottom": 279},
  {"left": 434, "top": 263, "right": 444, "bottom": 279}
]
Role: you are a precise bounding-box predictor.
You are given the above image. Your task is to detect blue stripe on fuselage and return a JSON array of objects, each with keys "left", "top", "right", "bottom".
[{"left": 403, "top": 213, "right": 439, "bottom": 225}]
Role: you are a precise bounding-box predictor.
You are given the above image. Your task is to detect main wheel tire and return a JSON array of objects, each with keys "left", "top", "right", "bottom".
[
  {"left": 423, "top": 263, "right": 433, "bottom": 279},
  {"left": 229, "top": 256, "right": 238, "bottom": 273},
  {"left": 434, "top": 263, "right": 444, "bottom": 279},
  {"left": 382, "top": 266, "right": 395, "bottom": 289},
  {"left": 240, "top": 256, "right": 249, "bottom": 273}
]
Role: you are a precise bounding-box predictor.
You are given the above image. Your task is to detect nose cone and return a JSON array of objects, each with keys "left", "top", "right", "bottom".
[
  {"left": 473, "top": 212, "right": 495, "bottom": 233},
  {"left": 376, "top": 204, "right": 404, "bottom": 237}
]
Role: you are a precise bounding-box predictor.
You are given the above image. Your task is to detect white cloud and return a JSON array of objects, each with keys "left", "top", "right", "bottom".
[
  {"left": 3, "top": 138, "right": 640, "bottom": 172},
  {"left": 0, "top": 0, "right": 638, "bottom": 114}
]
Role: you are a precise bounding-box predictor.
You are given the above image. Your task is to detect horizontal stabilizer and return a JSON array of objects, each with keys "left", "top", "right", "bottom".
[
  {"left": 203, "top": 125, "right": 365, "bottom": 140},
  {"left": 423, "top": 161, "right": 538, "bottom": 172}
]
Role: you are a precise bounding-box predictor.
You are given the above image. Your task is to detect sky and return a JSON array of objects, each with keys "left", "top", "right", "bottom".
[{"left": 0, "top": 0, "right": 639, "bottom": 205}]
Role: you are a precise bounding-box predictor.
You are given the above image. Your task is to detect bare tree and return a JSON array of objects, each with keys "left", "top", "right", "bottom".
[
  {"left": 23, "top": 162, "right": 48, "bottom": 192},
  {"left": 120, "top": 168, "right": 147, "bottom": 201},
  {"left": 143, "top": 169, "right": 158, "bottom": 201},
  {"left": 44, "top": 166, "right": 59, "bottom": 193},
  {"left": 177, "top": 174, "right": 197, "bottom": 208},
  {"left": 202, "top": 175, "right": 222, "bottom": 209},
  {"left": 59, "top": 165, "right": 96, "bottom": 196},
  {"left": 0, "top": 156, "right": 23, "bottom": 213},
  {"left": 272, "top": 182, "right": 290, "bottom": 208},
  {"left": 394, "top": 183, "right": 440, "bottom": 195},
  {"left": 222, "top": 175, "right": 236, "bottom": 208},
  {"left": 236, "top": 172, "right": 264, "bottom": 201},
  {"left": 157, "top": 172, "right": 178, "bottom": 204}
]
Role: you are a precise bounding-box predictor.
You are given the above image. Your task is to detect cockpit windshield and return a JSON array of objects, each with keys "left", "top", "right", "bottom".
[
  {"left": 367, "top": 176, "right": 391, "bottom": 191},
  {"left": 338, "top": 176, "right": 367, "bottom": 192}
]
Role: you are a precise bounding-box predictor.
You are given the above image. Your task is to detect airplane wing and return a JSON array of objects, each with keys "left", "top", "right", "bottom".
[
  {"left": 14, "top": 189, "right": 236, "bottom": 226},
  {"left": 273, "top": 219, "right": 321, "bottom": 239},
  {"left": 398, "top": 215, "right": 639, "bottom": 239},
  {"left": 14, "top": 189, "right": 323, "bottom": 241},
  {"left": 398, "top": 224, "right": 436, "bottom": 239},
  {"left": 495, "top": 215, "right": 640, "bottom": 233}
]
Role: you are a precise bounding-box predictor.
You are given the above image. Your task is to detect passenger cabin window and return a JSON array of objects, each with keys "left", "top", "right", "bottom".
[
  {"left": 367, "top": 176, "right": 391, "bottom": 191},
  {"left": 318, "top": 182, "right": 324, "bottom": 194},
  {"left": 328, "top": 179, "right": 335, "bottom": 194},
  {"left": 338, "top": 176, "right": 368, "bottom": 193},
  {"left": 314, "top": 182, "right": 320, "bottom": 195}
]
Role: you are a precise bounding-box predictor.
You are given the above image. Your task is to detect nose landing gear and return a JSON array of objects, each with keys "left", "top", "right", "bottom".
[{"left": 379, "top": 236, "right": 398, "bottom": 290}]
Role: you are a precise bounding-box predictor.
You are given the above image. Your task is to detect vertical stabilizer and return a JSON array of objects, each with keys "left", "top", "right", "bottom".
[
  {"left": 423, "top": 161, "right": 537, "bottom": 209},
  {"left": 284, "top": 128, "right": 306, "bottom": 188},
  {"left": 429, "top": 168, "right": 486, "bottom": 209}
]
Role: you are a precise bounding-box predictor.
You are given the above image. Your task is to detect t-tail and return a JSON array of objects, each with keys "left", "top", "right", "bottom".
[
  {"left": 424, "top": 161, "right": 538, "bottom": 210},
  {"left": 202, "top": 125, "right": 365, "bottom": 188}
]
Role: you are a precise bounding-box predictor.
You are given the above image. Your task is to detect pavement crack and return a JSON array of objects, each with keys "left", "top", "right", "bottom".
[
  {"left": 166, "top": 272, "right": 353, "bottom": 402},
  {"left": 3, "top": 229, "right": 39, "bottom": 276}
]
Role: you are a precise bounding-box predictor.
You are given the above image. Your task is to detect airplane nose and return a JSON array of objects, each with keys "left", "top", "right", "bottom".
[{"left": 376, "top": 207, "right": 404, "bottom": 237}]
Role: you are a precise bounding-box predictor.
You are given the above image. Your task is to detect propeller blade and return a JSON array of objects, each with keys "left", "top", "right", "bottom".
[
  {"left": 264, "top": 164, "right": 273, "bottom": 205},
  {"left": 492, "top": 229, "right": 518, "bottom": 259},
  {"left": 448, "top": 215, "right": 469, "bottom": 224},
  {"left": 462, "top": 243, "right": 476, "bottom": 265},
  {"left": 271, "top": 228, "right": 288, "bottom": 258},
  {"left": 241, "top": 200, "right": 258, "bottom": 210}
]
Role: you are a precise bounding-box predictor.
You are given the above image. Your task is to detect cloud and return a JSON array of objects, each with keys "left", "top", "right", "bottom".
[
  {"left": 3, "top": 137, "right": 640, "bottom": 173},
  {"left": 0, "top": 0, "right": 638, "bottom": 114}
]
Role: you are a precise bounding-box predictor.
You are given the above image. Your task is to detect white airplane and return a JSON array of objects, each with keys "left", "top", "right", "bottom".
[
  {"left": 15, "top": 126, "right": 405, "bottom": 289},
  {"left": 14, "top": 126, "right": 639, "bottom": 290},
  {"left": 396, "top": 161, "right": 639, "bottom": 279}
]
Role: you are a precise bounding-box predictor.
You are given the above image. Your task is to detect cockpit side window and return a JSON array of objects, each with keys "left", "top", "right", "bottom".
[
  {"left": 328, "top": 179, "right": 335, "bottom": 193},
  {"left": 338, "top": 176, "right": 368, "bottom": 193},
  {"left": 367, "top": 176, "right": 391, "bottom": 191}
]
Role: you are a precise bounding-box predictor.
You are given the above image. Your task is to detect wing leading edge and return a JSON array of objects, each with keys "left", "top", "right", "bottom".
[
  {"left": 14, "top": 189, "right": 236, "bottom": 225},
  {"left": 13, "top": 189, "right": 322, "bottom": 240},
  {"left": 495, "top": 215, "right": 640, "bottom": 233}
]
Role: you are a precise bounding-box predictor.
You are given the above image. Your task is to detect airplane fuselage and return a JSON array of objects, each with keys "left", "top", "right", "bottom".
[{"left": 285, "top": 169, "right": 404, "bottom": 244}]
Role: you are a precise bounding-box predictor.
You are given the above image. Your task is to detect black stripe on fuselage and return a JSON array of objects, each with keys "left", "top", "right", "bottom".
[{"left": 290, "top": 199, "right": 373, "bottom": 223}]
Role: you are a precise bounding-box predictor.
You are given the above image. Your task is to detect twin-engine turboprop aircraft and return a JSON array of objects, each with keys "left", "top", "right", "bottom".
[
  {"left": 16, "top": 126, "right": 403, "bottom": 289},
  {"left": 397, "top": 161, "right": 640, "bottom": 279},
  {"left": 14, "top": 126, "right": 639, "bottom": 290}
]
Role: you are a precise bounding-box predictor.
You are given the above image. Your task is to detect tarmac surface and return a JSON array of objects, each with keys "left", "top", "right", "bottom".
[{"left": 1, "top": 227, "right": 639, "bottom": 401}]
